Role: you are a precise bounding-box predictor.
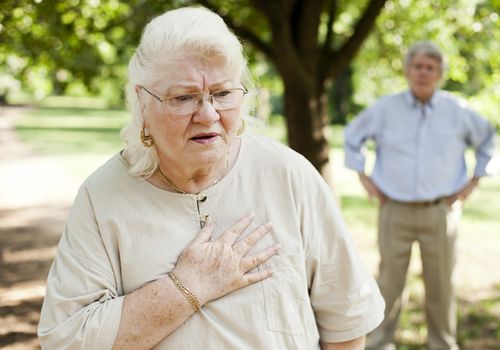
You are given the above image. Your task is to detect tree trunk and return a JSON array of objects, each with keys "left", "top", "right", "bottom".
[
  {"left": 283, "top": 76, "right": 333, "bottom": 185},
  {"left": 330, "top": 65, "right": 354, "bottom": 125},
  {"left": 0, "top": 94, "right": 7, "bottom": 106}
]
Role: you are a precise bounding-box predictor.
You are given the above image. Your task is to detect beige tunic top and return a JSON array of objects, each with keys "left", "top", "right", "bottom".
[{"left": 38, "top": 134, "right": 384, "bottom": 349}]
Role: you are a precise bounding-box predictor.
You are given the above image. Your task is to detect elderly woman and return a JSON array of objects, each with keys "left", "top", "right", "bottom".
[{"left": 38, "top": 7, "right": 384, "bottom": 350}]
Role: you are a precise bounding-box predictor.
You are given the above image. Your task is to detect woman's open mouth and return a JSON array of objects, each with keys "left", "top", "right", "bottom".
[{"left": 190, "top": 132, "right": 219, "bottom": 144}]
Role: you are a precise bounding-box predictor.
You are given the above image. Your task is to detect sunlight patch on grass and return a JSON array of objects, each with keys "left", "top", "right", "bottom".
[{"left": 14, "top": 107, "right": 129, "bottom": 156}]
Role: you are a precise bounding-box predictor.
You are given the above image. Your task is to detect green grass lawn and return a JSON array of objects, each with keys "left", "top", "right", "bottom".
[
  {"left": 12, "top": 105, "right": 500, "bottom": 349},
  {"left": 14, "top": 107, "right": 129, "bottom": 155}
]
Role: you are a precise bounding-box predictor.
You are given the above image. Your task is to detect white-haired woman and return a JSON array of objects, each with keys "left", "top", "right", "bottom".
[{"left": 38, "top": 7, "right": 384, "bottom": 350}]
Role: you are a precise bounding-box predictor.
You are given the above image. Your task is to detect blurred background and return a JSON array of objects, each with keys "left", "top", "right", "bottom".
[{"left": 1, "top": 0, "right": 499, "bottom": 349}]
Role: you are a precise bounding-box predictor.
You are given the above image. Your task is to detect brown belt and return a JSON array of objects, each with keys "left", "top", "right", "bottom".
[{"left": 391, "top": 198, "right": 443, "bottom": 207}]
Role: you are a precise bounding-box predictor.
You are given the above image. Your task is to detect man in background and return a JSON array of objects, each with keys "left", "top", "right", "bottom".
[{"left": 344, "top": 41, "right": 497, "bottom": 350}]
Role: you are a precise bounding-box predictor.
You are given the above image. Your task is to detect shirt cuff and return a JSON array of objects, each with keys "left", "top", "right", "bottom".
[
  {"left": 319, "top": 300, "right": 385, "bottom": 343},
  {"left": 92, "top": 296, "right": 124, "bottom": 349},
  {"left": 344, "top": 157, "right": 365, "bottom": 173}
]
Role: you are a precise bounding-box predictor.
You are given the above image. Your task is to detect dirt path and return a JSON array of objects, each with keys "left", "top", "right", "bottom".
[{"left": 0, "top": 107, "right": 79, "bottom": 349}]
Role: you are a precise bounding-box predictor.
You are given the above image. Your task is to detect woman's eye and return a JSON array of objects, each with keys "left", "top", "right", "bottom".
[
  {"left": 174, "top": 95, "right": 196, "bottom": 103},
  {"left": 213, "top": 90, "right": 231, "bottom": 98}
]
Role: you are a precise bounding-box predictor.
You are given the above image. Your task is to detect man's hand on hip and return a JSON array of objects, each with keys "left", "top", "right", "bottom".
[
  {"left": 446, "top": 176, "right": 480, "bottom": 207},
  {"left": 358, "top": 173, "right": 388, "bottom": 205}
]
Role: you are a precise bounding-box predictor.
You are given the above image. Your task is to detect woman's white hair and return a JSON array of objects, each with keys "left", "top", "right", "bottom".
[
  {"left": 404, "top": 41, "right": 447, "bottom": 73},
  {"left": 121, "top": 6, "right": 254, "bottom": 177}
]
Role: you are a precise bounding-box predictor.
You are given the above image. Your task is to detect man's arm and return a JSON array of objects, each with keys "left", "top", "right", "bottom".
[
  {"left": 320, "top": 336, "right": 365, "bottom": 350},
  {"left": 452, "top": 107, "right": 497, "bottom": 207},
  {"left": 358, "top": 172, "right": 388, "bottom": 205},
  {"left": 344, "top": 108, "right": 378, "bottom": 174},
  {"left": 445, "top": 176, "right": 480, "bottom": 207}
]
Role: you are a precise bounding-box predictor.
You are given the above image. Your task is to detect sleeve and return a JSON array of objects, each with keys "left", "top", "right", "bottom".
[
  {"left": 38, "top": 185, "right": 124, "bottom": 350},
  {"left": 463, "top": 108, "right": 497, "bottom": 177},
  {"left": 343, "top": 106, "right": 379, "bottom": 173},
  {"left": 296, "top": 163, "right": 385, "bottom": 342}
]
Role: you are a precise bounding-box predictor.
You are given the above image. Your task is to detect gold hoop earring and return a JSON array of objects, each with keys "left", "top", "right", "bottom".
[
  {"left": 236, "top": 118, "right": 246, "bottom": 136},
  {"left": 141, "top": 125, "right": 154, "bottom": 147}
]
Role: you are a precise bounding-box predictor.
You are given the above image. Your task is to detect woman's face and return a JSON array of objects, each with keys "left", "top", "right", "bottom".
[{"left": 142, "top": 56, "right": 242, "bottom": 170}]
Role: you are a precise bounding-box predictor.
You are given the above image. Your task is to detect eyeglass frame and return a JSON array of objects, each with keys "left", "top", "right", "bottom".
[{"left": 138, "top": 85, "right": 248, "bottom": 113}]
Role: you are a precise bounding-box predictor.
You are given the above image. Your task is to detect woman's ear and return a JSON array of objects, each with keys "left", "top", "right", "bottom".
[{"left": 136, "top": 85, "right": 147, "bottom": 116}]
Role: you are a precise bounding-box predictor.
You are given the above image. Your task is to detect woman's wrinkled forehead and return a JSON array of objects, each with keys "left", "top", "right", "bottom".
[{"left": 151, "top": 54, "right": 240, "bottom": 91}]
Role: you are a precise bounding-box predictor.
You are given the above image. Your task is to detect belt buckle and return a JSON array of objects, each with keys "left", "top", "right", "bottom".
[{"left": 420, "top": 198, "right": 441, "bottom": 206}]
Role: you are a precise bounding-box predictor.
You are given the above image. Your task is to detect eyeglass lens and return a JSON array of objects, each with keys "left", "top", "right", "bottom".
[{"left": 168, "top": 89, "right": 245, "bottom": 114}]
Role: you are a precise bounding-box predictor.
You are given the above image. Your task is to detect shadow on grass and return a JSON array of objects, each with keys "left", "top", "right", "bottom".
[
  {"left": 0, "top": 204, "right": 70, "bottom": 349},
  {"left": 458, "top": 291, "right": 500, "bottom": 349},
  {"left": 393, "top": 284, "right": 500, "bottom": 350}
]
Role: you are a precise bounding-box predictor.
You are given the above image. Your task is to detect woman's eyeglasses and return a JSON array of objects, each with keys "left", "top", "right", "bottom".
[{"left": 139, "top": 85, "right": 248, "bottom": 115}]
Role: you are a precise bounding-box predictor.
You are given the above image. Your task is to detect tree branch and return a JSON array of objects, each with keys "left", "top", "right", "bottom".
[
  {"left": 195, "top": 0, "right": 276, "bottom": 60},
  {"left": 248, "top": 0, "right": 308, "bottom": 81},
  {"left": 251, "top": 0, "right": 294, "bottom": 18},
  {"left": 223, "top": 18, "right": 276, "bottom": 59},
  {"left": 327, "top": 0, "right": 387, "bottom": 78},
  {"left": 321, "top": 0, "right": 337, "bottom": 53},
  {"left": 294, "top": 0, "right": 325, "bottom": 59}
]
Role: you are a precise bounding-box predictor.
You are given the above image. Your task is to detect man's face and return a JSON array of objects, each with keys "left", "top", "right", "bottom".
[{"left": 405, "top": 53, "right": 442, "bottom": 103}]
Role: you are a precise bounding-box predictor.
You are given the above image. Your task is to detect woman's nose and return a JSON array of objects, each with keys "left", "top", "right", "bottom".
[{"left": 194, "top": 97, "right": 220, "bottom": 123}]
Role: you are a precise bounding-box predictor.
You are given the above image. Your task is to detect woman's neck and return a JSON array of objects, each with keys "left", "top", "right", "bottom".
[{"left": 153, "top": 139, "right": 240, "bottom": 194}]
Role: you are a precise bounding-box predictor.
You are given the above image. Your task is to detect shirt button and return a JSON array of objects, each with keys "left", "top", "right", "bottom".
[
  {"left": 200, "top": 213, "right": 209, "bottom": 225},
  {"left": 197, "top": 194, "right": 207, "bottom": 202}
]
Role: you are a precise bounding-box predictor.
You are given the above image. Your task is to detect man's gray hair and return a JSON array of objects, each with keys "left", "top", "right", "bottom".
[
  {"left": 404, "top": 41, "right": 446, "bottom": 73},
  {"left": 121, "top": 6, "right": 254, "bottom": 177}
]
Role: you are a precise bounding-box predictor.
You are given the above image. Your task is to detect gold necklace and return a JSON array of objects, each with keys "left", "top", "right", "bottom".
[{"left": 156, "top": 146, "right": 230, "bottom": 194}]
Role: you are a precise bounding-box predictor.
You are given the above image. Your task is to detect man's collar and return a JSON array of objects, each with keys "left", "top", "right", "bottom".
[{"left": 404, "top": 90, "right": 440, "bottom": 109}]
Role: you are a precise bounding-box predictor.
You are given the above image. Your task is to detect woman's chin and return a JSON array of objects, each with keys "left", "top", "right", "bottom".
[{"left": 188, "top": 144, "right": 227, "bottom": 165}]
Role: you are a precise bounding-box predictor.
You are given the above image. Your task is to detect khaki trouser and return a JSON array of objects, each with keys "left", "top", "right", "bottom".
[{"left": 367, "top": 200, "right": 461, "bottom": 350}]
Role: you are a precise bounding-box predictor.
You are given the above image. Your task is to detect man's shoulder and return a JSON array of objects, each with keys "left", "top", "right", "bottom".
[
  {"left": 373, "top": 91, "right": 408, "bottom": 106},
  {"left": 364, "top": 92, "right": 408, "bottom": 115},
  {"left": 435, "top": 90, "right": 470, "bottom": 109}
]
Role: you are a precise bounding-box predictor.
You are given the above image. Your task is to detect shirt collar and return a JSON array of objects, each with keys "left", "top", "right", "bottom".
[{"left": 404, "top": 90, "right": 440, "bottom": 110}]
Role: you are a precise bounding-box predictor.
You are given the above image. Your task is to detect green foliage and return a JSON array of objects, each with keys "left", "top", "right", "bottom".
[{"left": 0, "top": 0, "right": 176, "bottom": 104}]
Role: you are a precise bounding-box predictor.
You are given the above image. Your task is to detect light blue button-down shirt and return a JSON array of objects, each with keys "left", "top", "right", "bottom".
[{"left": 344, "top": 90, "right": 496, "bottom": 202}]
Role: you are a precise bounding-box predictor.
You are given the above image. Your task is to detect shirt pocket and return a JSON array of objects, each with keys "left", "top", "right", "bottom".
[{"left": 259, "top": 251, "right": 314, "bottom": 335}]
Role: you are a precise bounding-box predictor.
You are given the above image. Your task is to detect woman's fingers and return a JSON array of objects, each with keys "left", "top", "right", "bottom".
[
  {"left": 240, "top": 244, "right": 280, "bottom": 272},
  {"left": 219, "top": 213, "right": 255, "bottom": 245},
  {"left": 233, "top": 222, "right": 272, "bottom": 255},
  {"left": 241, "top": 268, "right": 274, "bottom": 286},
  {"left": 191, "top": 216, "right": 214, "bottom": 244}
]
